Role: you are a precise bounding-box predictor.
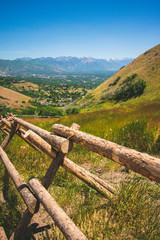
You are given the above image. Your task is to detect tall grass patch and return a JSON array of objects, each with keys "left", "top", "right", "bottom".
[
  {"left": 110, "top": 119, "right": 160, "bottom": 153},
  {"left": 46, "top": 177, "right": 160, "bottom": 239}
]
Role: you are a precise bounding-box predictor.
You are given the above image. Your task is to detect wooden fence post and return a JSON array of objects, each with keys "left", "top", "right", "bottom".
[
  {"left": 1, "top": 123, "right": 19, "bottom": 149},
  {"left": 29, "top": 177, "right": 87, "bottom": 240}
]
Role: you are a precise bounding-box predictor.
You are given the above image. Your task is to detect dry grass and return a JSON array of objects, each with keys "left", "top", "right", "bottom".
[{"left": 0, "top": 86, "right": 32, "bottom": 108}]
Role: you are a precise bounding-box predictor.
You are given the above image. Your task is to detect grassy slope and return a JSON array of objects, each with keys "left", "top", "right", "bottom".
[
  {"left": 0, "top": 86, "right": 33, "bottom": 108},
  {"left": 79, "top": 44, "right": 160, "bottom": 110}
]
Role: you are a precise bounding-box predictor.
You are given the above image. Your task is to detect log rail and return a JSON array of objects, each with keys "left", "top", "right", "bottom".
[
  {"left": 52, "top": 124, "right": 160, "bottom": 183},
  {"left": 0, "top": 116, "right": 160, "bottom": 239}
]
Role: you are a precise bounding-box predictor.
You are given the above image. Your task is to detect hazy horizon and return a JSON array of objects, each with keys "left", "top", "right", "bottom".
[{"left": 0, "top": 56, "right": 134, "bottom": 61}]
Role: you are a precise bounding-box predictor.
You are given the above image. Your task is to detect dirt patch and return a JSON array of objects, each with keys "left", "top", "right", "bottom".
[
  {"left": 28, "top": 205, "right": 53, "bottom": 239},
  {"left": 100, "top": 170, "right": 130, "bottom": 187}
]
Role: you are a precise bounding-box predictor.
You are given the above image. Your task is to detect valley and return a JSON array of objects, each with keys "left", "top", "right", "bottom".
[{"left": 0, "top": 73, "right": 114, "bottom": 116}]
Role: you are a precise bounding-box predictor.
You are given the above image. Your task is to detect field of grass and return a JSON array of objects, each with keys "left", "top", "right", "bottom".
[{"left": 0, "top": 101, "right": 160, "bottom": 239}]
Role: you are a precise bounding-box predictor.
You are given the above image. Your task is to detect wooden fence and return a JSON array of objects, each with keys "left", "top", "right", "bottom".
[{"left": 0, "top": 115, "right": 160, "bottom": 239}]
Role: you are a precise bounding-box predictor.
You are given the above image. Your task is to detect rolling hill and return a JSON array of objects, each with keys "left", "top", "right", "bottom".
[
  {"left": 79, "top": 44, "right": 160, "bottom": 110},
  {"left": 0, "top": 86, "right": 33, "bottom": 108}
]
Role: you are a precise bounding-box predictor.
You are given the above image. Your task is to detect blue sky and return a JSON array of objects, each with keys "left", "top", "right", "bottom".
[{"left": 0, "top": 0, "right": 160, "bottom": 59}]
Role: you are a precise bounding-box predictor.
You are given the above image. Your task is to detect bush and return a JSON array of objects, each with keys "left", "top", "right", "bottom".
[
  {"left": 120, "top": 73, "right": 137, "bottom": 86},
  {"left": 20, "top": 106, "right": 36, "bottom": 115},
  {"left": 0, "top": 104, "right": 11, "bottom": 117},
  {"left": 110, "top": 79, "right": 146, "bottom": 101},
  {"left": 66, "top": 108, "right": 80, "bottom": 115},
  {"left": 109, "top": 76, "right": 121, "bottom": 87},
  {"left": 28, "top": 100, "right": 41, "bottom": 107},
  {"left": 37, "top": 106, "right": 64, "bottom": 117}
]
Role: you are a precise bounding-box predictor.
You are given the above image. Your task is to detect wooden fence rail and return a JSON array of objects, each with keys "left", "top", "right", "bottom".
[
  {"left": 0, "top": 227, "right": 8, "bottom": 240},
  {"left": 52, "top": 124, "right": 160, "bottom": 183},
  {"left": 13, "top": 117, "right": 73, "bottom": 154},
  {"left": 0, "top": 116, "right": 160, "bottom": 239},
  {"left": 29, "top": 177, "right": 87, "bottom": 240},
  {"left": 0, "top": 147, "right": 37, "bottom": 214}
]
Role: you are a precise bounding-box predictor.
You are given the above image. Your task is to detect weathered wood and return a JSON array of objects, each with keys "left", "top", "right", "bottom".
[
  {"left": 52, "top": 124, "right": 160, "bottom": 183},
  {"left": 1, "top": 119, "right": 40, "bottom": 151},
  {"left": 0, "top": 122, "right": 9, "bottom": 135},
  {"left": 0, "top": 227, "right": 8, "bottom": 240},
  {"left": 10, "top": 148, "right": 63, "bottom": 239},
  {"left": 28, "top": 177, "right": 87, "bottom": 240},
  {"left": 0, "top": 147, "right": 37, "bottom": 214},
  {"left": 71, "top": 123, "right": 80, "bottom": 130},
  {"left": 41, "top": 151, "right": 64, "bottom": 189},
  {"left": 1, "top": 118, "right": 12, "bottom": 129},
  {"left": 13, "top": 117, "right": 73, "bottom": 154},
  {"left": 24, "top": 129, "right": 114, "bottom": 196},
  {"left": 0, "top": 128, "right": 9, "bottom": 135},
  {"left": 24, "top": 130, "right": 57, "bottom": 159},
  {"left": 63, "top": 157, "right": 114, "bottom": 195},
  {"left": 1, "top": 123, "right": 19, "bottom": 149}
]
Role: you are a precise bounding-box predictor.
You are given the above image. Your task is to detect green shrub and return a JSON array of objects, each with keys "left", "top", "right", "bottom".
[
  {"left": 0, "top": 104, "right": 11, "bottom": 117},
  {"left": 20, "top": 106, "right": 36, "bottom": 115},
  {"left": 37, "top": 106, "right": 64, "bottom": 117},
  {"left": 110, "top": 79, "right": 146, "bottom": 101},
  {"left": 109, "top": 76, "right": 121, "bottom": 87},
  {"left": 28, "top": 99, "right": 41, "bottom": 107},
  {"left": 120, "top": 73, "right": 137, "bottom": 86},
  {"left": 66, "top": 108, "right": 80, "bottom": 115}
]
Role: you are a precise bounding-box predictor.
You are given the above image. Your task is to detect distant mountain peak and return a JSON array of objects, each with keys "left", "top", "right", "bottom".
[
  {"left": 0, "top": 56, "right": 134, "bottom": 75},
  {"left": 105, "top": 57, "right": 133, "bottom": 61},
  {"left": 16, "top": 57, "right": 33, "bottom": 61}
]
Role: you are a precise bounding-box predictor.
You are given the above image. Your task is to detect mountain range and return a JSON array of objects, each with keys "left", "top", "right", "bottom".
[{"left": 0, "top": 57, "right": 134, "bottom": 75}]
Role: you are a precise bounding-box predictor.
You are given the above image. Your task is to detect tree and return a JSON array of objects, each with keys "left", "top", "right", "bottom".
[{"left": 66, "top": 108, "right": 80, "bottom": 115}]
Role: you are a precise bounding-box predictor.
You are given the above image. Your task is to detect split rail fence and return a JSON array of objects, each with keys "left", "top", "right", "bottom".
[{"left": 0, "top": 115, "right": 160, "bottom": 239}]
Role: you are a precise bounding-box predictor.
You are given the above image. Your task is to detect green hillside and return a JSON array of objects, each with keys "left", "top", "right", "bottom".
[{"left": 79, "top": 44, "right": 160, "bottom": 111}]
